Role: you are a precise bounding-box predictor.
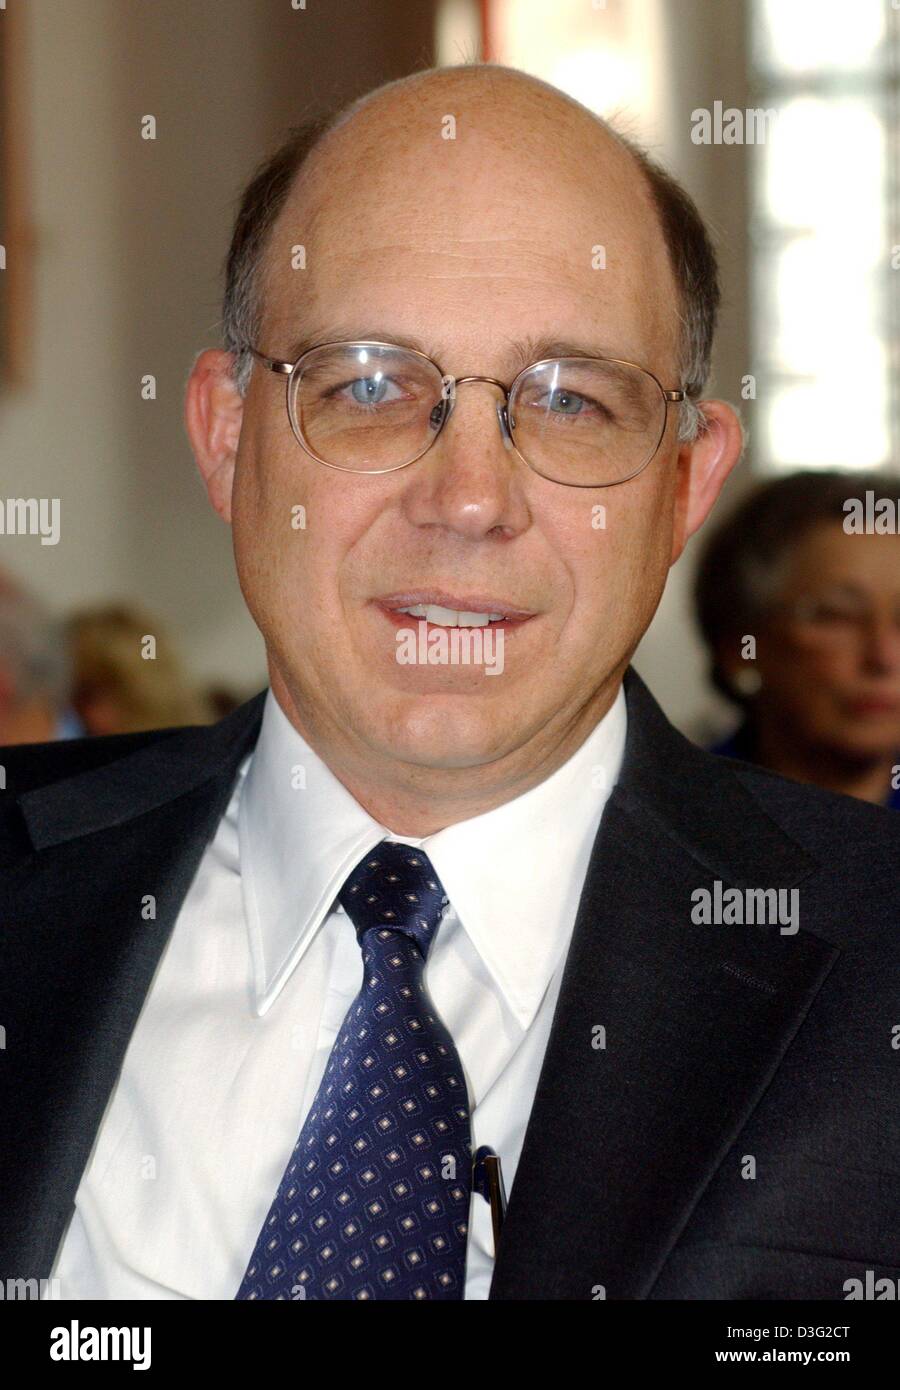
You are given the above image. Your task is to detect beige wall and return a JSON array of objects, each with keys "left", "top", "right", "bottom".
[
  {"left": 1, "top": 0, "right": 750, "bottom": 731},
  {"left": 1, "top": 0, "right": 439, "bottom": 694}
]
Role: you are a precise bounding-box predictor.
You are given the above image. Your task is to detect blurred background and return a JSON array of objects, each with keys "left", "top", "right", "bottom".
[{"left": 0, "top": 1, "right": 898, "bottom": 760}]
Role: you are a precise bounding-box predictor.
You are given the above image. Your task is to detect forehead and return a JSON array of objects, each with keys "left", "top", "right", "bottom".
[
  {"left": 260, "top": 79, "right": 679, "bottom": 375},
  {"left": 785, "top": 523, "right": 900, "bottom": 593}
]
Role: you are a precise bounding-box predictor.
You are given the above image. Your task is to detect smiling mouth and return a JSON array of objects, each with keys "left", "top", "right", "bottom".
[{"left": 374, "top": 591, "right": 538, "bottom": 632}]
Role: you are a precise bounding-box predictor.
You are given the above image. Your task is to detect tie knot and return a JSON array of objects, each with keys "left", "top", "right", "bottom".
[{"left": 338, "top": 841, "right": 449, "bottom": 958}]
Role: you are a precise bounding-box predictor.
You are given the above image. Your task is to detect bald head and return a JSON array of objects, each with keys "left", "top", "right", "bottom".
[
  {"left": 223, "top": 64, "right": 718, "bottom": 436},
  {"left": 322, "top": 62, "right": 640, "bottom": 170},
  {"left": 258, "top": 66, "right": 670, "bottom": 387}
]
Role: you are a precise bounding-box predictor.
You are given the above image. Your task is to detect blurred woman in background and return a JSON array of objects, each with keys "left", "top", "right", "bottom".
[
  {"left": 67, "top": 603, "right": 214, "bottom": 735},
  {"left": 0, "top": 567, "right": 78, "bottom": 744},
  {"left": 694, "top": 470, "right": 900, "bottom": 809}
]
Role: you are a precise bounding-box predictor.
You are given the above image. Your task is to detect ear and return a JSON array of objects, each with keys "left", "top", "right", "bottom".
[
  {"left": 184, "top": 349, "right": 246, "bottom": 523},
  {"left": 669, "top": 399, "right": 744, "bottom": 566}
]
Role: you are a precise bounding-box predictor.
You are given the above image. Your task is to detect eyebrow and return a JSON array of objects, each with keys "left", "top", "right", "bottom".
[
  {"left": 278, "top": 326, "right": 648, "bottom": 374},
  {"left": 508, "top": 334, "right": 644, "bottom": 369},
  {"left": 281, "top": 326, "right": 434, "bottom": 364}
]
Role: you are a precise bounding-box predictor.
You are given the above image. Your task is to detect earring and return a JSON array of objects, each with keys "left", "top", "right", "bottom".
[{"left": 733, "top": 667, "right": 762, "bottom": 697}]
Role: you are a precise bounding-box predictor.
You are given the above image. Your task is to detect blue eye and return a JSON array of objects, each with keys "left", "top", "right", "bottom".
[
  {"left": 547, "top": 388, "right": 585, "bottom": 415},
  {"left": 349, "top": 376, "right": 390, "bottom": 405}
]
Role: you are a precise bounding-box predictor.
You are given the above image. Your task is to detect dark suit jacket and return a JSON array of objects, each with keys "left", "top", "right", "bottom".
[{"left": 2, "top": 667, "right": 899, "bottom": 1300}]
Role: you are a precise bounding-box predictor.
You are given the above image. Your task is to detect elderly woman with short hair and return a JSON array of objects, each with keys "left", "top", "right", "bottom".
[{"left": 694, "top": 469, "right": 900, "bottom": 808}]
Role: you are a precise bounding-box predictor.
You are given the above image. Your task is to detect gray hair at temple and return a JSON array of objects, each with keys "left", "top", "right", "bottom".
[{"left": 219, "top": 66, "right": 720, "bottom": 444}]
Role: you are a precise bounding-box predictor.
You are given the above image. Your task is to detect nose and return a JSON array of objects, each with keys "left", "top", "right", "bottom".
[
  {"left": 401, "top": 377, "right": 531, "bottom": 542},
  {"left": 445, "top": 376, "right": 516, "bottom": 452},
  {"left": 860, "top": 611, "right": 900, "bottom": 673}
]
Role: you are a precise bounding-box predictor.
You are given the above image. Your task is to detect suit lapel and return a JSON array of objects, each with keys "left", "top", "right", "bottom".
[
  {"left": 0, "top": 671, "right": 843, "bottom": 1294},
  {"left": 0, "top": 694, "right": 266, "bottom": 1279},
  {"left": 489, "top": 669, "right": 840, "bottom": 1299}
]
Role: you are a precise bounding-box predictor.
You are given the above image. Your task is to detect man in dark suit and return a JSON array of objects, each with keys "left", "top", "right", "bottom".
[{"left": 2, "top": 64, "right": 898, "bottom": 1301}]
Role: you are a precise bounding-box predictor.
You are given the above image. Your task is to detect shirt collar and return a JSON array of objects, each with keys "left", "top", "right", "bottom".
[
  {"left": 238, "top": 692, "right": 387, "bottom": 1016},
  {"left": 240, "top": 687, "right": 627, "bottom": 1024},
  {"left": 419, "top": 693, "right": 626, "bottom": 1027}
]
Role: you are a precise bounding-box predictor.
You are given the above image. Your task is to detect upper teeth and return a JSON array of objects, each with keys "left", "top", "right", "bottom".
[{"left": 394, "top": 604, "right": 505, "bottom": 627}]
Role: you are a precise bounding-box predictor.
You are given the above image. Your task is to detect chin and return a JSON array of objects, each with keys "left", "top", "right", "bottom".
[
  {"left": 370, "top": 693, "right": 524, "bottom": 770},
  {"left": 841, "top": 731, "right": 900, "bottom": 761},
  {"left": 812, "top": 715, "right": 897, "bottom": 761}
]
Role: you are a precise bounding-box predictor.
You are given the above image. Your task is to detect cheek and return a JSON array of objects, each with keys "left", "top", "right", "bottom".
[
  {"left": 232, "top": 420, "right": 278, "bottom": 544},
  {"left": 759, "top": 637, "right": 853, "bottom": 706},
  {"left": 232, "top": 412, "right": 324, "bottom": 560},
  {"left": 572, "top": 485, "right": 672, "bottom": 610},
  {"left": 232, "top": 463, "right": 272, "bottom": 597},
  {"left": 540, "top": 490, "right": 671, "bottom": 656},
  {"left": 234, "top": 454, "right": 389, "bottom": 655},
  {"left": 230, "top": 439, "right": 313, "bottom": 632}
]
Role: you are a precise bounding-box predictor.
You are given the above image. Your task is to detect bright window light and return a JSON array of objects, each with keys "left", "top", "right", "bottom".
[
  {"left": 756, "top": 0, "right": 885, "bottom": 74},
  {"left": 751, "top": 3, "right": 896, "bottom": 471},
  {"left": 465, "top": 0, "right": 669, "bottom": 139}
]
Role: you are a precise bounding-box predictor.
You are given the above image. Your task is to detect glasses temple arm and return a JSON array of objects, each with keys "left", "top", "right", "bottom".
[{"left": 247, "top": 346, "right": 293, "bottom": 376}]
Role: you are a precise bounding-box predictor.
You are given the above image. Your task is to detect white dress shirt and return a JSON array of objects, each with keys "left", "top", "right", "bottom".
[{"left": 47, "top": 684, "right": 626, "bottom": 1300}]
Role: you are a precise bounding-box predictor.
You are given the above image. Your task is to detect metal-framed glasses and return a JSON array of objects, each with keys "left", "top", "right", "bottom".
[{"left": 248, "top": 339, "right": 686, "bottom": 488}]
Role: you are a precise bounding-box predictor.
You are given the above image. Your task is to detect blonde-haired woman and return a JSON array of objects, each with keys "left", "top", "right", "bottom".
[{"left": 67, "top": 604, "right": 214, "bottom": 735}]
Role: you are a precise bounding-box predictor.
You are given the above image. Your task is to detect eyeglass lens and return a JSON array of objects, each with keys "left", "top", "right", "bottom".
[{"left": 287, "top": 343, "right": 668, "bottom": 485}]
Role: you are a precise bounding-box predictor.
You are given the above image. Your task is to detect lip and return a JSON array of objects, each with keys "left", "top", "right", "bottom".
[
  {"left": 374, "top": 590, "right": 538, "bottom": 624},
  {"left": 847, "top": 697, "right": 900, "bottom": 717}
]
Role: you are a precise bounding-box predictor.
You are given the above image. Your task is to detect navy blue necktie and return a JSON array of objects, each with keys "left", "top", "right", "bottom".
[{"left": 236, "top": 842, "right": 473, "bottom": 1300}]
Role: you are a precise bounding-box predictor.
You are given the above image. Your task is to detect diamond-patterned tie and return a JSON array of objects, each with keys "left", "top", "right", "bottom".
[{"left": 235, "top": 841, "right": 473, "bottom": 1300}]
